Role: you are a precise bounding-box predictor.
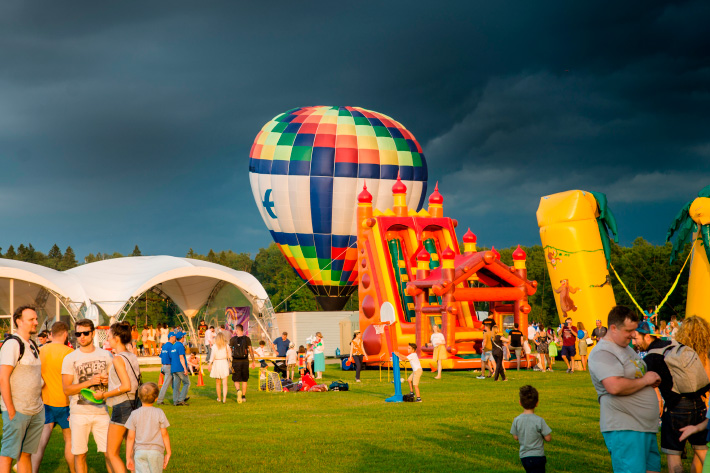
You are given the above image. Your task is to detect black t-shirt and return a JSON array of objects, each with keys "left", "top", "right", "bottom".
[
  {"left": 229, "top": 335, "right": 252, "bottom": 360},
  {"left": 591, "top": 326, "right": 607, "bottom": 341},
  {"left": 643, "top": 339, "right": 681, "bottom": 408},
  {"left": 482, "top": 318, "right": 495, "bottom": 330},
  {"left": 509, "top": 330, "right": 523, "bottom": 348}
]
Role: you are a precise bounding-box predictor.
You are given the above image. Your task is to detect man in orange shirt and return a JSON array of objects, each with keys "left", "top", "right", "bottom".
[{"left": 31, "top": 322, "right": 75, "bottom": 473}]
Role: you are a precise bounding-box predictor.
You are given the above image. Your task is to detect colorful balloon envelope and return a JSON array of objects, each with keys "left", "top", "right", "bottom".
[{"left": 248, "top": 106, "right": 428, "bottom": 310}]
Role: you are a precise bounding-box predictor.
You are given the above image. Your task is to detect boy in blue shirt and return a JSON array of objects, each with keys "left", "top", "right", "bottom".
[
  {"left": 170, "top": 333, "right": 190, "bottom": 406},
  {"left": 511, "top": 385, "right": 552, "bottom": 472}
]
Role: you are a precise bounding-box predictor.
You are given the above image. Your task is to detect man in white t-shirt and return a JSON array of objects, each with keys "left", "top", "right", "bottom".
[
  {"left": 204, "top": 326, "right": 216, "bottom": 362},
  {"left": 0, "top": 305, "right": 44, "bottom": 473},
  {"left": 61, "top": 319, "right": 113, "bottom": 473}
]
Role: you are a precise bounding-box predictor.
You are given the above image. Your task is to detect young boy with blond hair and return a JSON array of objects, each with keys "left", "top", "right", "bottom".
[{"left": 125, "top": 383, "right": 171, "bottom": 472}]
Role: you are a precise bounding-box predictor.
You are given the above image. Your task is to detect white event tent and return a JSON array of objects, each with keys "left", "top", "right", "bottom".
[{"left": 0, "top": 256, "right": 275, "bottom": 342}]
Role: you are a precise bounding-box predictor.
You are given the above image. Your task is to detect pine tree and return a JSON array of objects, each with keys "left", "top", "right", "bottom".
[
  {"left": 5, "top": 245, "right": 16, "bottom": 259},
  {"left": 207, "top": 249, "right": 217, "bottom": 262},
  {"left": 60, "top": 247, "right": 78, "bottom": 270},
  {"left": 186, "top": 248, "right": 196, "bottom": 258},
  {"left": 47, "top": 244, "right": 63, "bottom": 269},
  {"left": 131, "top": 245, "right": 142, "bottom": 257}
]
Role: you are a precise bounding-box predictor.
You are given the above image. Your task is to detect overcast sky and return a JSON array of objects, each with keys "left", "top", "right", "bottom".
[{"left": 1, "top": 1, "right": 708, "bottom": 260}]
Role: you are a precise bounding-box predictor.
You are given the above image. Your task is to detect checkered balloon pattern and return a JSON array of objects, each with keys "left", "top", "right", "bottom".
[{"left": 248, "top": 106, "right": 428, "bottom": 299}]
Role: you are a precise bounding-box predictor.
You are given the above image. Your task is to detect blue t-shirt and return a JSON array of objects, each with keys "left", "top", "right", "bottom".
[
  {"left": 170, "top": 342, "right": 186, "bottom": 372},
  {"left": 274, "top": 338, "right": 290, "bottom": 357},
  {"left": 160, "top": 341, "right": 173, "bottom": 365}
]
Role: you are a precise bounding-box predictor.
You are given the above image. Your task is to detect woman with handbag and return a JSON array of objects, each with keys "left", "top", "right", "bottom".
[{"left": 94, "top": 321, "right": 142, "bottom": 473}]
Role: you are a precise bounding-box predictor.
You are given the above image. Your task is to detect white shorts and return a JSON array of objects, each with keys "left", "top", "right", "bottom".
[{"left": 70, "top": 413, "right": 110, "bottom": 455}]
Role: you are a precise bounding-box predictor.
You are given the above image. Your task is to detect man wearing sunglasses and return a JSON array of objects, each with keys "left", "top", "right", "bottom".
[
  {"left": 0, "top": 305, "right": 43, "bottom": 473},
  {"left": 61, "top": 319, "right": 112, "bottom": 473}
]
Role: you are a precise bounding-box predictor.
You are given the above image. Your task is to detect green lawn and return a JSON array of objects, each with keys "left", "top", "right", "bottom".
[{"left": 15, "top": 362, "right": 692, "bottom": 472}]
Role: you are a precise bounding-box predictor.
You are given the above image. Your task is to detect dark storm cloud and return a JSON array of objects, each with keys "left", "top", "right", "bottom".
[{"left": 0, "top": 0, "right": 708, "bottom": 257}]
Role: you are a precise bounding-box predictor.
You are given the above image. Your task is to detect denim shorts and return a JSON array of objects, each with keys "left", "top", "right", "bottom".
[
  {"left": 1, "top": 410, "right": 45, "bottom": 460},
  {"left": 110, "top": 399, "right": 140, "bottom": 426},
  {"left": 481, "top": 351, "right": 494, "bottom": 362},
  {"left": 661, "top": 397, "right": 708, "bottom": 454},
  {"left": 44, "top": 404, "right": 70, "bottom": 429},
  {"left": 561, "top": 345, "right": 576, "bottom": 358}
]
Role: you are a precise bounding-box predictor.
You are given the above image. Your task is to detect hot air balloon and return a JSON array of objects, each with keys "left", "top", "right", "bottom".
[{"left": 248, "top": 106, "right": 428, "bottom": 310}]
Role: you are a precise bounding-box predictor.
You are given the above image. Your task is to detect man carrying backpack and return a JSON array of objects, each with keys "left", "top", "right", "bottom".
[
  {"left": 634, "top": 320, "right": 710, "bottom": 472},
  {"left": 229, "top": 324, "right": 256, "bottom": 403}
]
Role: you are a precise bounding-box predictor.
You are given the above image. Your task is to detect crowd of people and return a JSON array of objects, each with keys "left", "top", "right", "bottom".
[{"left": 0, "top": 305, "right": 172, "bottom": 473}]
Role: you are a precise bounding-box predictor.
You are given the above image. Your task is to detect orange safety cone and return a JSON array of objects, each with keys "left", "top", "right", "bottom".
[
  {"left": 159, "top": 371, "right": 164, "bottom": 387},
  {"left": 197, "top": 368, "right": 205, "bottom": 387}
]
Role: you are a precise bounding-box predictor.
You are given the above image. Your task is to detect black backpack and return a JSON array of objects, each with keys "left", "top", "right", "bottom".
[
  {"left": 402, "top": 393, "right": 415, "bottom": 402},
  {"left": 231, "top": 336, "right": 249, "bottom": 360},
  {"left": 4, "top": 335, "right": 39, "bottom": 362},
  {"left": 328, "top": 380, "right": 349, "bottom": 391}
]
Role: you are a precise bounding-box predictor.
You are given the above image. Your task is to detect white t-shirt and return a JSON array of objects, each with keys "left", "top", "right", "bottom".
[
  {"left": 0, "top": 336, "right": 43, "bottom": 415},
  {"left": 313, "top": 338, "right": 324, "bottom": 354},
  {"left": 61, "top": 347, "right": 113, "bottom": 415},
  {"left": 430, "top": 333, "right": 445, "bottom": 347},
  {"left": 205, "top": 330, "right": 216, "bottom": 347},
  {"left": 254, "top": 346, "right": 267, "bottom": 358},
  {"left": 527, "top": 326, "right": 537, "bottom": 339},
  {"left": 407, "top": 353, "right": 422, "bottom": 372},
  {"left": 286, "top": 348, "right": 297, "bottom": 364}
]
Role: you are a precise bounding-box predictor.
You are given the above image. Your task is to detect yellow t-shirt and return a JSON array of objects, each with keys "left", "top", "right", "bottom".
[{"left": 40, "top": 342, "right": 74, "bottom": 407}]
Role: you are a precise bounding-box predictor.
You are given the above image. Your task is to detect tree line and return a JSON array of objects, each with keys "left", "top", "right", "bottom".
[{"left": 1, "top": 238, "right": 693, "bottom": 329}]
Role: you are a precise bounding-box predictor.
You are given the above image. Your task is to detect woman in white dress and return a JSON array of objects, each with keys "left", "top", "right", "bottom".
[
  {"left": 159, "top": 323, "right": 169, "bottom": 348},
  {"left": 208, "top": 332, "right": 231, "bottom": 403}
]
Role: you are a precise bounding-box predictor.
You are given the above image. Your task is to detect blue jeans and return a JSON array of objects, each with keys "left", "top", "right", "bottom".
[
  {"left": 172, "top": 371, "right": 190, "bottom": 403},
  {"left": 157, "top": 365, "right": 172, "bottom": 403},
  {"left": 135, "top": 449, "right": 164, "bottom": 473}
]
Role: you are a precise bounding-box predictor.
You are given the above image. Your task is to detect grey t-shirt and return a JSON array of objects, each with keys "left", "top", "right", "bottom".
[
  {"left": 510, "top": 413, "right": 551, "bottom": 458},
  {"left": 125, "top": 406, "right": 170, "bottom": 453},
  {"left": 0, "top": 336, "right": 43, "bottom": 415},
  {"left": 61, "top": 347, "right": 113, "bottom": 415},
  {"left": 588, "top": 339, "right": 659, "bottom": 433}
]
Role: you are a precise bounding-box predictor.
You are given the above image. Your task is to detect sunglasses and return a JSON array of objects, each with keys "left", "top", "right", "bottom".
[{"left": 75, "top": 330, "right": 93, "bottom": 337}]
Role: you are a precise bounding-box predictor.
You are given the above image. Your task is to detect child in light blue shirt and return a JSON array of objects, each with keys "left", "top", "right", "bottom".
[{"left": 511, "top": 385, "right": 552, "bottom": 472}]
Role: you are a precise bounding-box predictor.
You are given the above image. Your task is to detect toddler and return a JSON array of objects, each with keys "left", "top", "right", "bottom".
[
  {"left": 401, "top": 343, "right": 422, "bottom": 402},
  {"left": 254, "top": 340, "right": 268, "bottom": 368},
  {"left": 298, "top": 345, "right": 306, "bottom": 377},
  {"left": 510, "top": 385, "right": 552, "bottom": 472},
  {"left": 286, "top": 343, "right": 297, "bottom": 380},
  {"left": 306, "top": 343, "right": 314, "bottom": 376},
  {"left": 125, "top": 382, "right": 172, "bottom": 473}
]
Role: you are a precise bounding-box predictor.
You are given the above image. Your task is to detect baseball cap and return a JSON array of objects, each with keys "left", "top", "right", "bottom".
[
  {"left": 168, "top": 331, "right": 175, "bottom": 338},
  {"left": 175, "top": 332, "right": 184, "bottom": 340},
  {"left": 635, "top": 321, "right": 658, "bottom": 336}
]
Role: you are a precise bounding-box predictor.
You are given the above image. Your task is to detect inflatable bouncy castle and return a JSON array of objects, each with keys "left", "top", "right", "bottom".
[{"left": 357, "top": 178, "right": 537, "bottom": 369}]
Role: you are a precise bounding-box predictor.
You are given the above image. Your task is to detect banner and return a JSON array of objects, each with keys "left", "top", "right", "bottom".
[{"left": 225, "top": 307, "right": 251, "bottom": 336}]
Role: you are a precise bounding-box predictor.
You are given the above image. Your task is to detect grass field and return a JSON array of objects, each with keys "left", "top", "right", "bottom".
[{"left": 14, "top": 361, "right": 693, "bottom": 472}]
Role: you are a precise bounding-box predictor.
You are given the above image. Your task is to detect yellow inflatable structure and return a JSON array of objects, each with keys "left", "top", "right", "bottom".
[
  {"left": 536, "top": 190, "right": 617, "bottom": 331},
  {"left": 667, "top": 187, "right": 710, "bottom": 323}
]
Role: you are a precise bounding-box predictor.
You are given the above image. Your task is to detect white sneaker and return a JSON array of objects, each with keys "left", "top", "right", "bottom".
[{"left": 356, "top": 379, "right": 361, "bottom": 382}]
